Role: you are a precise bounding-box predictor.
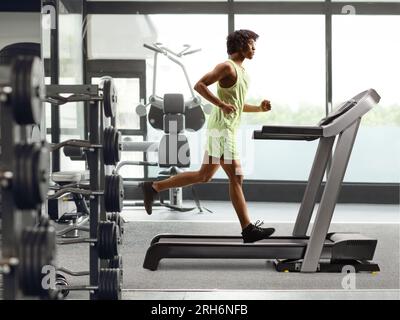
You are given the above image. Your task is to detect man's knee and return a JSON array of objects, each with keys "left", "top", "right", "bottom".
[{"left": 229, "top": 174, "right": 243, "bottom": 186}]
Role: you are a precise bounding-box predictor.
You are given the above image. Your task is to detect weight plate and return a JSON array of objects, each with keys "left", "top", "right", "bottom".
[
  {"left": 108, "top": 255, "right": 123, "bottom": 270},
  {"left": 111, "top": 222, "right": 119, "bottom": 257},
  {"left": 114, "top": 129, "right": 121, "bottom": 164},
  {"left": 20, "top": 228, "right": 32, "bottom": 294},
  {"left": 102, "top": 78, "right": 117, "bottom": 118},
  {"left": 103, "top": 127, "right": 111, "bottom": 165},
  {"left": 14, "top": 143, "right": 49, "bottom": 209},
  {"left": 24, "top": 144, "right": 36, "bottom": 209},
  {"left": 33, "top": 144, "right": 50, "bottom": 205},
  {"left": 111, "top": 175, "right": 117, "bottom": 212},
  {"left": 104, "top": 175, "right": 112, "bottom": 212},
  {"left": 108, "top": 212, "right": 123, "bottom": 238},
  {"left": 103, "top": 127, "right": 121, "bottom": 166},
  {"left": 33, "top": 228, "right": 45, "bottom": 295},
  {"left": 11, "top": 56, "right": 44, "bottom": 125},
  {"left": 98, "top": 269, "right": 121, "bottom": 300},
  {"left": 116, "top": 174, "right": 124, "bottom": 213},
  {"left": 98, "top": 221, "right": 118, "bottom": 259}
]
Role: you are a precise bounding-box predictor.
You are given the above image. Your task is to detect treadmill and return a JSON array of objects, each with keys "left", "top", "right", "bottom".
[{"left": 143, "top": 89, "right": 381, "bottom": 273}]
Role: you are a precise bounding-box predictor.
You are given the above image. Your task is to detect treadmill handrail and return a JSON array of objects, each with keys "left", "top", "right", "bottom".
[{"left": 252, "top": 89, "right": 380, "bottom": 140}]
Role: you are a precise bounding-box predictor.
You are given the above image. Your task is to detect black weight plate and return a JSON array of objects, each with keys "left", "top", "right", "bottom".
[
  {"left": 25, "top": 227, "right": 38, "bottom": 295},
  {"left": 11, "top": 57, "right": 25, "bottom": 122},
  {"left": 14, "top": 144, "right": 33, "bottom": 209},
  {"left": 104, "top": 175, "right": 112, "bottom": 212},
  {"left": 105, "top": 127, "right": 112, "bottom": 165},
  {"left": 111, "top": 222, "right": 119, "bottom": 257},
  {"left": 103, "top": 127, "right": 112, "bottom": 165},
  {"left": 98, "top": 269, "right": 121, "bottom": 300},
  {"left": 108, "top": 269, "right": 120, "bottom": 300},
  {"left": 98, "top": 221, "right": 106, "bottom": 259},
  {"left": 33, "top": 144, "right": 50, "bottom": 205},
  {"left": 35, "top": 228, "right": 47, "bottom": 296},
  {"left": 25, "top": 228, "right": 36, "bottom": 295},
  {"left": 106, "top": 175, "right": 116, "bottom": 213},
  {"left": 25, "top": 144, "right": 36, "bottom": 209},
  {"left": 114, "top": 129, "right": 121, "bottom": 164},
  {"left": 111, "top": 175, "right": 117, "bottom": 212},
  {"left": 109, "top": 212, "right": 123, "bottom": 238},
  {"left": 12, "top": 56, "right": 44, "bottom": 125},
  {"left": 13, "top": 145, "right": 24, "bottom": 209},
  {"left": 98, "top": 269, "right": 109, "bottom": 300},
  {"left": 40, "top": 223, "right": 56, "bottom": 297},
  {"left": 98, "top": 221, "right": 116, "bottom": 259},
  {"left": 102, "top": 79, "right": 116, "bottom": 118},
  {"left": 24, "top": 144, "right": 36, "bottom": 209},
  {"left": 108, "top": 255, "right": 123, "bottom": 276},
  {"left": 20, "top": 228, "right": 31, "bottom": 294},
  {"left": 108, "top": 128, "right": 116, "bottom": 165},
  {"left": 116, "top": 174, "right": 124, "bottom": 213}
]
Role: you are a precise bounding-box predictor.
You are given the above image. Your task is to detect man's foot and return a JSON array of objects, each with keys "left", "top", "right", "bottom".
[
  {"left": 241, "top": 220, "right": 275, "bottom": 243},
  {"left": 140, "top": 181, "right": 158, "bottom": 215}
]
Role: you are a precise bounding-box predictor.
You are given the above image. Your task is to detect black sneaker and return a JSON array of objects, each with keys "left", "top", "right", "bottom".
[
  {"left": 241, "top": 220, "right": 275, "bottom": 243},
  {"left": 140, "top": 181, "right": 158, "bottom": 215}
]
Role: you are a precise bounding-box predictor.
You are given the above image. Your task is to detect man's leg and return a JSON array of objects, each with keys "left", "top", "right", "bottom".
[
  {"left": 141, "top": 152, "right": 220, "bottom": 214},
  {"left": 220, "top": 158, "right": 275, "bottom": 242},
  {"left": 220, "top": 159, "right": 250, "bottom": 229},
  {"left": 153, "top": 152, "right": 220, "bottom": 192}
]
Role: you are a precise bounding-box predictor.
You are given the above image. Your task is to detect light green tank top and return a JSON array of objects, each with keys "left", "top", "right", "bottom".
[{"left": 207, "top": 59, "right": 249, "bottom": 132}]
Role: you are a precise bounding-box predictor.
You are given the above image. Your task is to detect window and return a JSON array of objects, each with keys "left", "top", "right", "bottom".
[
  {"left": 234, "top": 15, "right": 326, "bottom": 181},
  {"left": 332, "top": 15, "right": 400, "bottom": 183}
]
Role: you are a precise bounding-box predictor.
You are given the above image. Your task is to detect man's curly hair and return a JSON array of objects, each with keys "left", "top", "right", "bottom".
[{"left": 227, "top": 29, "right": 259, "bottom": 55}]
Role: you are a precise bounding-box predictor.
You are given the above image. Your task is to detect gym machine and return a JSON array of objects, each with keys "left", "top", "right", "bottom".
[
  {"left": 143, "top": 89, "right": 381, "bottom": 273},
  {"left": 121, "top": 43, "right": 211, "bottom": 213}
]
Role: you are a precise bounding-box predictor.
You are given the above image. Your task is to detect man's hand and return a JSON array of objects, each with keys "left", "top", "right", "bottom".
[
  {"left": 260, "top": 100, "right": 272, "bottom": 112},
  {"left": 219, "top": 101, "right": 236, "bottom": 114}
]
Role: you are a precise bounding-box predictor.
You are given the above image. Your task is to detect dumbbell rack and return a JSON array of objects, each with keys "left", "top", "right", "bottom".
[{"left": 46, "top": 82, "right": 123, "bottom": 300}]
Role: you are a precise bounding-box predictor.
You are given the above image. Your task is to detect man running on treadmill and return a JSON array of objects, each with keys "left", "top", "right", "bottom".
[{"left": 141, "top": 29, "right": 275, "bottom": 243}]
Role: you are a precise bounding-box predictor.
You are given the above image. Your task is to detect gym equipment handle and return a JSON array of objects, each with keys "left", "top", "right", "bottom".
[{"left": 143, "top": 43, "right": 164, "bottom": 54}]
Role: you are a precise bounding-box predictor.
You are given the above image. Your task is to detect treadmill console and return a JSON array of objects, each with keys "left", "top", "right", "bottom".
[{"left": 318, "top": 99, "right": 358, "bottom": 126}]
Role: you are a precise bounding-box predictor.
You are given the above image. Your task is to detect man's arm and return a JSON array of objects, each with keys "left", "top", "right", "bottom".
[
  {"left": 243, "top": 100, "right": 272, "bottom": 112},
  {"left": 194, "top": 63, "right": 236, "bottom": 114},
  {"left": 243, "top": 104, "right": 262, "bottom": 112}
]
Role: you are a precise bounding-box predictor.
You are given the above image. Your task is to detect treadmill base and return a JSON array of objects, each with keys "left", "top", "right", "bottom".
[{"left": 274, "top": 259, "right": 380, "bottom": 273}]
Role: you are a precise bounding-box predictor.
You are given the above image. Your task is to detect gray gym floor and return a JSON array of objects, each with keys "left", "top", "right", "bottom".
[{"left": 56, "top": 201, "right": 400, "bottom": 300}]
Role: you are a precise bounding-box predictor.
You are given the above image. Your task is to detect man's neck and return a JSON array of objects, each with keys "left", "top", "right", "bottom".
[{"left": 229, "top": 54, "right": 245, "bottom": 66}]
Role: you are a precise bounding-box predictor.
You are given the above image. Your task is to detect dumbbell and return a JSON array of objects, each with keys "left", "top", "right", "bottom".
[
  {"left": 0, "top": 55, "right": 45, "bottom": 125},
  {"left": 50, "top": 126, "right": 121, "bottom": 166},
  {"left": 57, "top": 221, "right": 120, "bottom": 259},
  {"left": 0, "top": 142, "right": 50, "bottom": 210},
  {"left": 45, "top": 77, "right": 117, "bottom": 118},
  {"left": 48, "top": 174, "right": 124, "bottom": 213},
  {"left": 55, "top": 268, "right": 121, "bottom": 300}
]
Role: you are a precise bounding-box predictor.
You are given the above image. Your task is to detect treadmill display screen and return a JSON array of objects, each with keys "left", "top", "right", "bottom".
[{"left": 318, "top": 99, "right": 358, "bottom": 126}]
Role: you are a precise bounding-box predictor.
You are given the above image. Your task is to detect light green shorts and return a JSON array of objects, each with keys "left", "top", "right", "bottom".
[{"left": 205, "top": 128, "right": 239, "bottom": 160}]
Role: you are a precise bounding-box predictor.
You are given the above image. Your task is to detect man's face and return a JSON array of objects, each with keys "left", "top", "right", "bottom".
[{"left": 243, "top": 39, "right": 256, "bottom": 59}]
